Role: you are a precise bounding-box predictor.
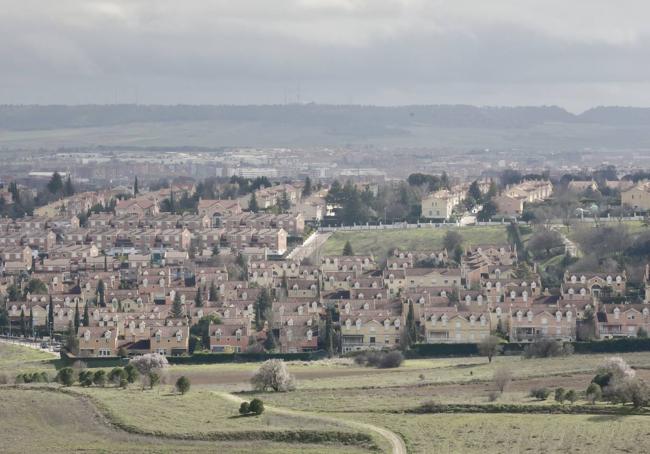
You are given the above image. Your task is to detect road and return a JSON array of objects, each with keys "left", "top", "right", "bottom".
[
  {"left": 214, "top": 391, "right": 406, "bottom": 454},
  {"left": 287, "top": 231, "right": 332, "bottom": 262},
  {"left": 0, "top": 336, "right": 60, "bottom": 357}
]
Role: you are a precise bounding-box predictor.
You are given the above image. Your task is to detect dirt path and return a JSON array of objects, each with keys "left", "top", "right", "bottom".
[{"left": 214, "top": 391, "right": 407, "bottom": 454}]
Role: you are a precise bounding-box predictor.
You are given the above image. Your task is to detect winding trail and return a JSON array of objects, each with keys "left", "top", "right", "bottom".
[{"left": 214, "top": 391, "right": 406, "bottom": 454}]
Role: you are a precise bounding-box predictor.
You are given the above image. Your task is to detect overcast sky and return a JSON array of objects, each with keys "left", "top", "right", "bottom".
[{"left": 2, "top": 0, "right": 650, "bottom": 111}]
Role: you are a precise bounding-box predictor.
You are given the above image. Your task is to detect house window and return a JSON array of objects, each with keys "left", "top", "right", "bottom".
[{"left": 369, "top": 337, "right": 376, "bottom": 344}]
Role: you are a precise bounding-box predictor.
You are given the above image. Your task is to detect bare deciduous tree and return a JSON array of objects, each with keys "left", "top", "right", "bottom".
[
  {"left": 478, "top": 335, "right": 502, "bottom": 363},
  {"left": 250, "top": 359, "right": 296, "bottom": 392},
  {"left": 493, "top": 367, "right": 512, "bottom": 394}
]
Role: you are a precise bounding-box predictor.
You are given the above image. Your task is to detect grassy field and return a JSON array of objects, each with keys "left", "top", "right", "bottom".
[
  {"left": 75, "top": 387, "right": 356, "bottom": 435},
  {"left": 322, "top": 225, "right": 509, "bottom": 258},
  {"left": 4, "top": 343, "right": 650, "bottom": 453},
  {"left": 352, "top": 412, "right": 650, "bottom": 454},
  {"left": 0, "top": 388, "right": 363, "bottom": 454},
  {"left": 0, "top": 342, "right": 59, "bottom": 376}
]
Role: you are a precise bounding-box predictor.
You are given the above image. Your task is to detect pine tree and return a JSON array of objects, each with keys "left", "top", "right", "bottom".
[
  {"left": 342, "top": 240, "right": 354, "bottom": 256},
  {"left": 194, "top": 286, "right": 204, "bottom": 308},
  {"left": 249, "top": 192, "right": 259, "bottom": 213},
  {"left": 171, "top": 292, "right": 184, "bottom": 318},
  {"left": 73, "top": 301, "right": 80, "bottom": 333},
  {"left": 468, "top": 180, "right": 482, "bottom": 203},
  {"left": 47, "top": 172, "right": 64, "bottom": 194},
  {"left": 83, "top": 301, "right": 89, "bottom": 327},
  {"left": 19, "top": 308, "right": 26, "bottom": 337},
  {"left": 134, "top": 176, "right": 139, "bottom": 195}
]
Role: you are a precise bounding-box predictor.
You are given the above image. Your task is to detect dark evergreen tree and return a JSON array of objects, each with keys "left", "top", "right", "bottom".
[
  {"left": 64, "top": 176, "right": 75, "bottom": 196},
  {"left": 82, "top": 301, "right": 89, "bottom": 327},
  {"left": 134, "top": 176, "right": 139, "bottom": 195},
  {"left": 302, "top": 177, "right": 312, "bottom": 197},
  {"left": 97, "top": 279, "right": 106, "bottom": 306},
  {"left": 47, "top": 295, "right": 54, "bottom": 335},
  {"left": 194, "top": 286, "right": 204, "bottom": 308},
  {"left": 254, "top": 288, "right": 271, "bottom": 330},
  {"left": 405, "top": 300, "right": 418, "bottom": 347},
  {"left": 73, "top": 300, "right": 80, "bottom": 333},
  {"left": 19, "top": 308, "right": 26, "bottom": 337},
  {"left": 323, "top": 306, "right": 335, "bottom": 357},
  {"left": 171, "top": 292, "right": 184, "bottom": 318},
  {"left": 468, "top": 180, "right": 482, "bottom": 203},
  {"left": 47, "top": 172, "right": 64, "bottom": 194},
  {"left": 342, "top": 240, "right": 354, "bottom": 256},
  {"left": 209, "top": 280, "right": 218, "bottom": 303},
  {"left": 249, "top": 192, "right": 259, "bottom": 213},
  {"left": 28, "top": 307, "right": 33, "bottom": 337}
]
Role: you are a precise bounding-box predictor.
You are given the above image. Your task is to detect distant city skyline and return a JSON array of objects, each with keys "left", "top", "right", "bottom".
[{"left": 3, "top": 1, "right": 650, "bottom": 112}]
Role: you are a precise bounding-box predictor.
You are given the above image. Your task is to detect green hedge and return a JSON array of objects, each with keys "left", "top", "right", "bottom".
[
  {"left": 409, "top": 338, "right": 650, "bottom": 358},
  {"left": 408, "top": 401, "right": 649, "bottom": 415},
  {"left": 167, "top": 350, "right": 327, "bottom": 365},
  {"left": 572, "top": 337, "right": 650, "bottom": 354}
]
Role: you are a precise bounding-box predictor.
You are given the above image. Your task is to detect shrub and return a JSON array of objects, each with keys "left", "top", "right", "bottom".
[
  {"left": 487, "top": 391, "right": 500, "bottom": 402},
  {"left": 39, "top": 372, "right": 49, "bottom": 383},
  {"left": 239, "top": 401, "right": 250, "bottom": 415},
  {"left": 56, "top": 367, "right": 75, "bottom": 387},
  {"left": 565, "top": 389, "right": 577, "bottom": 403},
  {"left": 379, "top": 351, "right": 404, "bottom": 369},
  {"left": 586, "top": 383, "right": 602, "bottom": 404},
  {"left": 354, "top": 350, "right": 404, "bottom": 369},
  {"left": 175, "top": 376, "right": 191, "bottom": 395},
  {"left": 523, "top": 339, "right": 572, "bottom": 358},
  {"left": 109, "top": 367, "right": 127, "bottom": 385},
  {"left": 529, "top": 387, "right": 551, "bottom": 400},
  {"left": 148, "top": 372, "right": 160, "bottom": 389},
  {"left": 249, "top": 398, "right": 265, "bottom": 415},
  {"left": 0, "top": 373, "right": 8, "bottom": 385},
  {"left": 124, "top": 364, "right": 139, "bottom": 383},
  {"left": 93, "top": 370, "right": 107, "bottom": 387},
  {"left": 251, "top": 359, "right": 296, "bottom": 392},
  {"left": 493, "top": 367, "right": 512, "bottom": 394},
  {"left": 15, "top": 374, "right": 25, "bottom": 384},
  {"left": 554, "top": 388, "right": 566, "bottom": 403}
]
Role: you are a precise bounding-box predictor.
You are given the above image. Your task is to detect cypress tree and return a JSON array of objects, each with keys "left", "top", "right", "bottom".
[
  {"left": 73, "top": 301, "right": 80, "bottom": 333},
  {"left": 28, "top": 307, "right": 33, "bottom": 338},
  {"left": 47, "top": 295, "right": 54, "bottom": 335},
  {"left": 342, "top": 240, "right": 354, "bottom": 256},
  {"left": 194, "top": 286, "right": 204, "bottom": 308},
  {"left": 19, "top": 308, "right": 26, "bottom": 337},
  {"left": 171, "top": 292, "right": 184, "bottom": 318},
  {"left": 82, "top": 301, "right": 89, "bottom": 327},
  {"left": 254, "top": 288, "right": 271, "bottom": 331},
  {"left": 324, "top": 306, "right": 335, "bottom": 357},
  {"left": 249, "top": 192, "right": 259, "bottom": 213},
  {"left": 406, "top": 300, "right": 418, "bottom": 347},
  {"left": 97, "top": 279, "right": 105, "bottom": 306},
  {"left": 134, "top": 176, "right": 139, "bottom": 195},
  {"left": 209, "top": 280, "right": 218, "bottom": 303}
]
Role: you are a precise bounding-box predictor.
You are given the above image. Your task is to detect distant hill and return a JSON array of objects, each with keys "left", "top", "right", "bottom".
[
  {"left": 2, "top": 104, "right": 650, "bottom": 149},
  {"left": 0, "top": 104, "right": 585, "bottom": 131}
]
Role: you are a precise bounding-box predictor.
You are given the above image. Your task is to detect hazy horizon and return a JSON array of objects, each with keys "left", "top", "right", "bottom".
[{"left": 3, "top": 1, "right": 650, "bottom": 111}]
